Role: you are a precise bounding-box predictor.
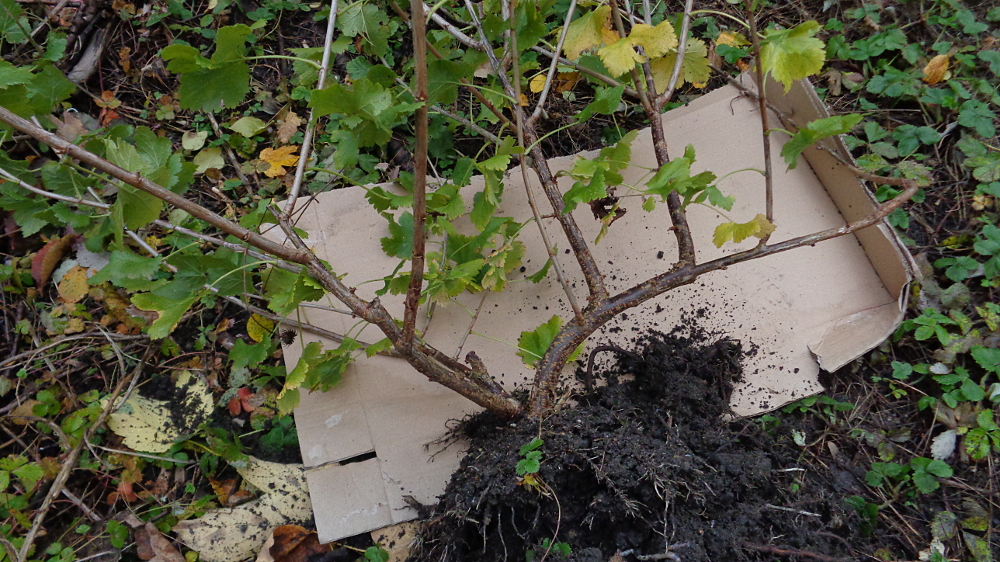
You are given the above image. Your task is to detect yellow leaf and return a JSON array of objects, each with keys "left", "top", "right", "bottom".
[
  {"left": 922, "top": 54, "right": 950, "bottom": 85},
  {"left": 600, "top": 26, "right": 620, "bottom": 47},
  {"left": 649, "top": 38, "right": 711, "bottom": 91},
  {"left": 563, "top": 5, "right": 612, "bottom": 60},
  {"left": 629, "top": 21, "right": 678, "bottom": 59},
  {"left": 58, "top": 265, "right": 90, "bottom": 304},
  {"left": 247, "top": 313, "right": 274, "bottom": 342},
  {"left": 555, "top": 71, "right": 581, "bottom": 93},
  {"left": 597, "top": 37, "right": 645, "bottom": 77},
  {"left": 259, "top": 145, "right": 300, "bottom": 178},
  {"left": 712, "top": 214, "right": 775, "bottom": 247},
  {"left": 716, "top": 30, "right": 749, "bottom": 47},
  {"left": 529, "top": 73, "right": 547, "bottom": 93}
]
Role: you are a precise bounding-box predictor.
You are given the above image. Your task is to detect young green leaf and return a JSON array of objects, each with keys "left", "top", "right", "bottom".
[
  {"left": 712, "top": 214, "right": 776, "bottom": 247},
  {"left": 760, "top": 21, "right": 826, "bottom": 92},
  {"left": 781, "top": 114, "right": 863, "bottom": 169}
]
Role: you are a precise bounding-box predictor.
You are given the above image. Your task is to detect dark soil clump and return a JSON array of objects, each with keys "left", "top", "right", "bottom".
[{"left": 409, "top": 326, "right": 862, "bottom": 562}]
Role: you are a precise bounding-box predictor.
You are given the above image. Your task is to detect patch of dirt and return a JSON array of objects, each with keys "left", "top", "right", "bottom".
[{"left": 409, "top": 325, "right": 862, "bottom": 562}]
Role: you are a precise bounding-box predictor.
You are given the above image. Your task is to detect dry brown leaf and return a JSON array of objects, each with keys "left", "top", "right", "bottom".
[
  {"left": 49, "top": 112, "right": 89, "bottom": 141},
  {"left": 371, "top": 522, "right": 420, "bottom": 562},
  {"left": 269, "top": 525, "right": 332, "bottom": 562},
  {"left": 260, "top": 146, "right": 300, "bottom": 178},
  {"left": 58, "top": 265, "right": 90, "bottom": 303},
  {"left": 31, "top": 234, "right": 78, "bottom": 286},
  {"left": 136, "top": 523, "right": 185, "bottom": 562},
  {"left": 277, "top": 111, "right": 303, "bottom": 144},
  {"left": 922, "top": 54, "right": 950, "bottom": 85},
  {"left": 555, "top": 72, "right": 581, "bottom": 93},
  {"left": 10, "top": 400, "right": 40, "bottom": 425}
]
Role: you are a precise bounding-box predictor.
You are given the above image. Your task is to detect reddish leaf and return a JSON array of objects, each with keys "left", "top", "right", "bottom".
[
  {"left": 228, "top": 396, "right": 242, "bottom": 416},
  {"left": 31, "top": 234, "right": 78, "bottom": 286},
  {"left": 269, "top": 525, "right": 332, "bottom": 562},
  {"left": 237, "top": 387, "right": 256, "bottom": 413},
  {"left": 135, "top": 523, "right": 184, "bottom": 562}
]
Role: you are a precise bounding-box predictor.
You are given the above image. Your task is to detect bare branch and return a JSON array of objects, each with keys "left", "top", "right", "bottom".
[
  {"left": 528, "top": 0, "right": 579, "bottom": 126},
  {"left": 744, "top": 0, "right": 774, "bottom": 227},
  {"left": 656, "top": 0, "right": 694, "bottom": 106},
  {"left": 205, "top": 112, "right": 259, "bottom": 195},
  {"left": 0, "top": 106, "right": 313, "bottom": 265},
  {"left": 402, "top": 0, "right": 430, "bottom": 349},
  {"left": 285, "top": 0, "right": 340, "bottom": 216},
  {"left": 0, "top": 165, "right": 109, "bottom": 209},
  {"left": 465, "top": 0, "right": 515, "bottom": 97}
]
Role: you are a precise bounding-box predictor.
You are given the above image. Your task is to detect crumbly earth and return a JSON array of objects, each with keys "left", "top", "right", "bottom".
[{"left": 408, "top": 325, "right": 864, "bottom": 562}]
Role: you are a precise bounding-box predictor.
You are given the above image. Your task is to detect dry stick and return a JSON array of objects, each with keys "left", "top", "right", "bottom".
[
  {"left": 285, "top": 0, "right": 340, "bottom": 216},
  {"left": 506, "top": 5, "right": 584, "bottom": 318},
  {"left": 0, "top": 165, "right": 109, "bottom": 209},
  {"left": 402, "top": 0, "right": 430, "bottom": 350},
  {"left": 205, "top": 113, "right": 258, "bottom": 194},
  {"left": 743, "top": 0, "right": 774, "bottom": 226},
  {"left": 0, "top": 108, "right": 311, "bottom": 265},
  {"left": 16, "top": 349, "right": 152, "bottom": 562},
  {"left": 152, "top": 219, "right": 302, "bottom": 273},
  {"left": 0, "top": 333, "right": 146, "bottom": 370},
  {"left": 528, "top": 0, "right": 579, "bottom": 126},
  {"left": 426, "top": 3, "right": 483, "bottom": 51}
]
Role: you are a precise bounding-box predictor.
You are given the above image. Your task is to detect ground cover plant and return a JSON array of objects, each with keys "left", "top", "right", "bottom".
[{"left": 0, "top": 0, "right": 997, "bottom": 559}]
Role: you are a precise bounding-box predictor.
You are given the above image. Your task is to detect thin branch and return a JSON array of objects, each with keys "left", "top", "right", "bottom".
[
  {"left": 285, "top": 0, "right": 340, "bottom": 216},
  {"left": 205, "top": 112, "right": 259, "bottom": 194},
  {"left": 0, "top": 165, "right": 109, "bottom": 209},
  {"left": 427, "top": 3, "right": 485, "bottom": 51},
  {"left": 16, "top": 350, "right": 152, "bottom": 562},
  {"left": 431, "top": 106, "right": 501, "bottom": 143},
  {"left": 744, "top": 0, "right": 774, "bottom": 226},
  {"left": 531, "top": 46, "right": 639, "bottom": 98},
  {"left": 402, "top": 0, "right": 430, "bottom": 349},
  {"left": 0, "top": 107, "right": 313, "bottom": 265},
  {"left": 508, "top": 0, "right": 590, "bottom": 312},
  {"left": 656, "top": 0, "right": 694, "bottom": 107},
  {"left": 528, "top": 0, "right": 579, "bottom": 126},
  {"left": 465, "top": 0, "right": 515, "bottom": 97}
]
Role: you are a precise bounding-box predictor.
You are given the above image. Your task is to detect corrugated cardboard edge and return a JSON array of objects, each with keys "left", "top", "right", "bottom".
[{"left": 758, "top": 74, "right": 915, "bottom": 369}]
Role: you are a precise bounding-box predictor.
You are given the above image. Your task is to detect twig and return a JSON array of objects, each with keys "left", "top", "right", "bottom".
[
  {"left": 402, "top": 0, "right": 430, "bottom": 350},
  {"left": 430, "top": 106, "right": 501, "bottom": 143},
  {"left": 426, "top": 3, "right": 484, "bottom": 51},
  {"left": 454, "top": 292, "right": 488, "bottom": 359},
  {"left": 0, "top": 107, "right": 311, "bottom": 265},
  {"left": 285, "top": 0, "right": 339, "bottom": 216},
  {"left": 764, "top": 503, "right": 820, "bottom": 517},
  {"left": 86, "top": 441, "right": 194, "bottom": 464},
  {"left": 61, "top": 489, "right": 102, "bottom": 522},
  {"left": 0, "top": 333, "right": 146, "bottom": 369},
  {"left": 741, "top": 542, "right": 845, "bottom": 562},
  {"left": 528, "top": 0, "right": 579, "bottom": 126},
  {"left": 0, "top": 165, "right": 109, "bottom": 209},
  {"left": 16, "top": 350, "right": 152, "bottom": 562},
  {"left": 465, "top": 0, "right": 514, "bottom": 97},
  {"left": 531, "top": 46, "right": 639, "bottom": 98},
  {"left": 205, "top": 113, "right": 258, "bottom": 195},
  {"left": 743, "top": 0, "right": 774, "bottom": 227},
  {"left": 656, "top": 0, "right": 694, "bottom": 106}
]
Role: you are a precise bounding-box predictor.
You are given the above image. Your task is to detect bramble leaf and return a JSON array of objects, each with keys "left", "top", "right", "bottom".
[
  {"left": 131, "top": 293, "right": 199, "bottom": 339},
  {"left": 781, "top": 114, "right": 862, "bottom": 169},
  {"left": 760, "top": 21, "right": 826, "bottom": 92}
]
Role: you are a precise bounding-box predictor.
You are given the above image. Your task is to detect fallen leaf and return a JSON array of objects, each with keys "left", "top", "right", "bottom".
[
  {"left": 194, "top": 147, "right": 226, "bottom": 175},
  {"left": 922, "top": 54, "right": 950, "bottom": 85},
  {"left": 10, "top": 400, "right": 41, "bottom": 425},
  {"left": 228, "top": 396, "right": 242, "bottom": 416},
  {"left": 104, "top": 371, "right": 213, "bottom": 453},
  {"left": 58, "top": 265, "right": 90, "bottom": 303},
  {"left": 529, "top": 73, "right": 547, "bottom": 93},
  {"left": 49, "top": 111, "right": 89, "bottom": 141},
  {"left": 555, "top": 72, "right": 580, "bottom": 93},
  {"left": 230, "top": 116, "right": 267, "bottom": 138},
  {"left": 371, "top": 521, "right": 419, "bottom": 562},
  {"left": 136, "top": 522, "right": 185, "bottom": 562},
  {"left": 260, "top": 146, "right": 300, "bottom": 178},
  {"left": 716, "top": 30, "right": 749, "bottom": 47},
  {"left": 182, "top": 131, "right": 209, "bottom": 151},
  {"left": 269, "top": 526, "right": 333, "bottom": 562},
  {"left": 277, "top": 111, "right": 302, "bottom": 144},
  {"left": 247, "top": 313, "right": 274, "bottom": 342},
  {"left": 32, "top": 234, "right": 78, "bottom": 286},
  {"left": 173, "top": 458, "right": 312, "bottom": 562}
]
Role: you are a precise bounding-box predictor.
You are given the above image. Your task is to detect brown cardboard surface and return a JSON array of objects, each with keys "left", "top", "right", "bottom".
[{"left": 268, "top": 76, "right": 912, "bottom": 543}]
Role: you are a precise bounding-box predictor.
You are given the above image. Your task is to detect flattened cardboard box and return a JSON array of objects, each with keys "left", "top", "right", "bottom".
[{"left": 268, "top": 75, "right": 914, "bottom": 543}]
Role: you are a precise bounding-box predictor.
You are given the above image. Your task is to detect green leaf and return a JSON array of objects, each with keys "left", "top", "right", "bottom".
[
  {"left": 965, "top": 152, "right": 1000, "bottom": 182},
  {"left": 563, "top": 168, "right": 607, "bottom": 214},
  {"left": 381, "top": 212, "right": 414, "bottom": 259},
  {"left": 518, "top": 315, "right": 564, "bottom": 368},
  {"left": 161, "top": 25, "right": 252, "bottom": 111},
  {"left": 519, "top": 438, "right": 543, "bottom": 455},
  {"left": 267, "top": 270, "right": 325, "bottom": 316},
  {"left": 338, "top": 1, "right": 385, "bottom": 37},
  {"left": 12, "top": 462, "right": 43, "bottom": 493},
  {"left": 760, "top": 21, "right": 826, "bottom": 92},
  {"left": 106, "top": 521, "right": 129, "bottom": 549},
  {"left": 979, "top": 50, "right": 1000, "bottom": 76},
  {"left": 131, "top": 293, "right": 199, "bottom": 339},
  {"left": 230, "top": 337, "right": 270, "bottom": 371},
  {"left": 89, "top": 250, "right": 163, "bottom": 286},
  {"left": 365, "top": 338, "right": 393, "bottom": 358},
  {"left": 781, "top": 114, "right": 863, "bottom": 169},
  {"left": 958, "top": 100, "right": 997, "bottom": 138},
  {"left": 0, "top": 0, "right": 28, "bottom": 43},
  {"left": 229, "top": 116, "right": 266, "bottom": 137},
  {"left": 281, "top": 341, "right": 323, "bottom": 399},
  {"left": 577, "top": 85, "right": 624, "bottom": 122},
  {"left": 971, "top": 346, "right": 1000, "bottom": 373}
]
